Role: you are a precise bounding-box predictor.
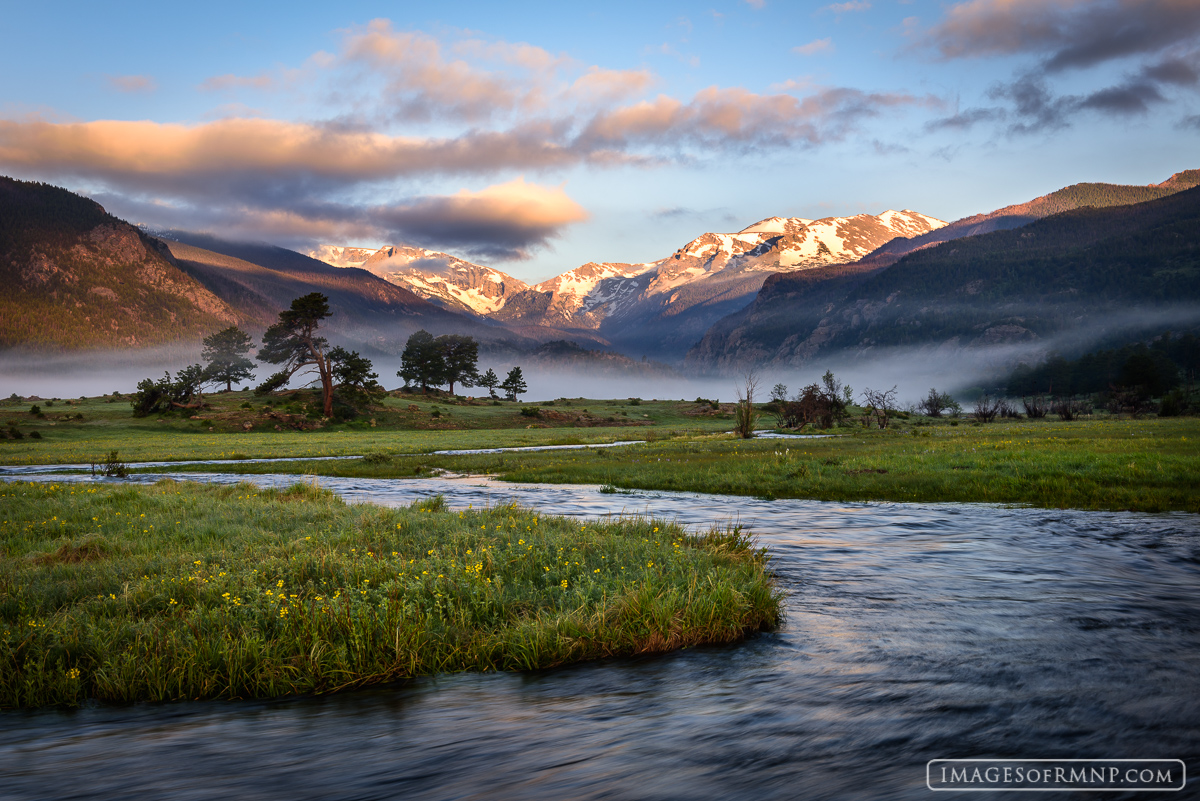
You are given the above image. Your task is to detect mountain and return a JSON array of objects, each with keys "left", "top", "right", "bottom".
[
  {"left": 308, "top": 210, "right": 944, "bottom": 361},
  {"left": 0, "top": 175, "right": 509, "bottom": 354},
  {"left": 858, "top": 169, "right": 1200, "bottom": 268},
  {"left": 356, "top": 246, "right": 529, "bottom": 316},
  {"left": 687, "top": 184, "right": 1200, "bottom": 372},
  {"left": 309, "top": 243, "right": 532, "bottom": 317},
  {"left": 156, "top": 231, "right": 505, "bottom": 349},
  {"left": 495, "top": 210, "right": 946, "bottom": 360},
  {"left": 306, "top": 245, "right": 378, "bottom": 269},
  {"left": 0, "top": 177, "right": 238, "bottom": 350}
]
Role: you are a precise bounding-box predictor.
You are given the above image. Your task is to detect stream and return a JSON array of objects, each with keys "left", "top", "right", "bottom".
[{"left": 1, "top": 473, "right": 1198, "bottom": 799}]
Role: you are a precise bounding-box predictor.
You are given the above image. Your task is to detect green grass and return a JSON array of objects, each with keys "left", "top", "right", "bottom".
[
  {"left": 0, "top": 391, "right": 734, "bottom": 465},
  {"left": 5, "top": 393, "right": 1198, "bottom": 512},
  {"left": 168, "top": 417, "right": 1200, "bottom": 513},
  {"left": 0, "top": 480, "right": 780, "bottom": 708}
]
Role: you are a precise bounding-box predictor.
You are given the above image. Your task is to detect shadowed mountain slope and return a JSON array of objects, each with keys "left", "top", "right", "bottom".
[
  {"left": 0, "top": 177, "right": 238, "bottom": 351},
  {"left": 858, "top": 169, "right": 1200, "bottom": 269},
  {"left": 688, "top": 184, "right": 1200, "bottom": 371}
]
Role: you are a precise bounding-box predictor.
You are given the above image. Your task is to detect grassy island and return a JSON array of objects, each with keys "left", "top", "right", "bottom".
[{"left": 0, "top": 479, "right": 780, "bottom": 708}]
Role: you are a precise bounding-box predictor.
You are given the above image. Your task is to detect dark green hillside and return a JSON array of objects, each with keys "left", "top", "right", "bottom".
[
  {"left": 858, "top": 185, "right": 1200, "bottom": 308},
  {"left": 0, "top": 177, "right": 238, "bottom": 350},
  {"left": 863, "top": 169, "right": 1200, "bottom": 264},
  {"left": 1004, "top": 332, "right": 1200, "bottom": 397},
  {"left": 688, "top": 184, "right": 1200, "bottom": 370}
]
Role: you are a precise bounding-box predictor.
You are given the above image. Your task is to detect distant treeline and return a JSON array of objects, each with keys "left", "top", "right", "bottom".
[
  {"left": 0, "top": 176, "right": 113, "bottom": 253},
  {"left": 1005, "top": 332, "right": 1200, "bottom": 397}
]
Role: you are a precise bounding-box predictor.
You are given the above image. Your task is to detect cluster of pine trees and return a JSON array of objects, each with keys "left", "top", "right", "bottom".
[
  {"left": 1005, "top": 332, "right": 1199, "bottom": 399},
  {"left": 131, "top": 293, "right": 532, "bottom": 418},
  {"left": 398, "top": 330, "right": 526, "bottom": 400}
]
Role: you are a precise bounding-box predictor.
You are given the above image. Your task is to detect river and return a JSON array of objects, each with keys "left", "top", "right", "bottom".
[{"left": 2, "top": 472, "right": 1197, "bottom": 799}]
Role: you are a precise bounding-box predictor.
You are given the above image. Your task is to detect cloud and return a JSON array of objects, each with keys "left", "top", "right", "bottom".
[
  {"left": 924, "top": 106, "right": 1005, "bottom": 131},
  {"left": 578, "top": 86, "right": 933, "bottom": 149},
  {"left": 371, "top": 178, "right": 588, "bottom": 260},
  {"left": 199, "top": 73, "right": 276, "bottom": 92},
  {"left": 106, "top": 75, "right": 156, "bottom": 94},
  {"left": 744, "top": 0, "right": 766, "bottom": 9},
  {"left": 919, "top": 0, "right": 1200, "bottom": 70},
  {"left": 0, "top": 117, "right": 610, "bottom": 197},
  {"left": 566, "top": 67, "right": 656, "bottom": 104},
  {"left": 793, "top": 38, "right": 834, "bottom": 56},
  {"left": 912, "top": 0, "right": 1200, "bottom": 132},
  {"left": 98, "top": 178, "right": 586, "bottom": 261},
  {"left": 822, "top": 1, "right": 870, "bottom": 14}
]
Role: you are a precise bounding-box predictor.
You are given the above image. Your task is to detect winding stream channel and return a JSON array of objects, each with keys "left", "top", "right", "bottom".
[{"left": 2, "top": 470, "right": 1198, "bottom": 799}]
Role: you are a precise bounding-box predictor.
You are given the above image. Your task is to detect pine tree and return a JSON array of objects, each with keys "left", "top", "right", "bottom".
[
  {"left": 478, "top": 368, "right": 500, "bottom": 398},
  {"left": 398, "top": 330, "right": 445, "bottom": 393},
  {"left": 436, "top": 334, "right": 479, "bottom": 395},
  {"left": 328, "top": 347, "right": 384, "bottom": 406},
  {"left": 201, "top": 326, "right": 255, "bottom": 392},
  {"left": 500, "top": 366, "right": 527, "bottom": 401},
  {"left": 257, "top": 293, "right": 335, "bottom": 416}
]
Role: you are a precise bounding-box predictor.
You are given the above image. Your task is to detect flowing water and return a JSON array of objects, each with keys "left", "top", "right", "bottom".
[{"left": 2, "top": 473, "right": 1198, "bottom": 800}]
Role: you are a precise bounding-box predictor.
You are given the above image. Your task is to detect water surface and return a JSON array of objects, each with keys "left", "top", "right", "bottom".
[{"left": 2, "top": 475, "right": 1197, "bottom": 800}]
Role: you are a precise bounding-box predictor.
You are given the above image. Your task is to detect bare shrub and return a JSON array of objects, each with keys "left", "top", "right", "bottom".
[
  {"left": 972, "top": 394, "right": 1001, "bottom": 423},
  {"left": 1022, "top": 395, "right": 1049, "bottom": 418},
  {"left": 919, "top": 388, "right": 960, "bottom": 417},
  {"left": 861, "top": 385, "right": 898, "bottom": 429},
  {"left": 735, "top": 371, "right": 760, "bottom": 439},
  {"left": 996, "top": 398, "right": 1021, "bottom": 419}
]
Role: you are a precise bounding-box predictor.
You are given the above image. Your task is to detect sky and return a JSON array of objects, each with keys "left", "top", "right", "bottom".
[{"left": 1, "top": 0, "right": 1198, "bottom": 284}]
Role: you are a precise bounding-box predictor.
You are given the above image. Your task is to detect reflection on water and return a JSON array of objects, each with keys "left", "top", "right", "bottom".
[{"left": 2, "top": 475, "right": 1198, "bottom": 800}]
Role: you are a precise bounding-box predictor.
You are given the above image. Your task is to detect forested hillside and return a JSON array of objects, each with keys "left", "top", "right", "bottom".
[
  {"left": 688, "top": 185, "right": 1200, "bottom": 370},
  {"left": 0, "top": 178, "right": 238, "bottom": 350},
  {"left": 860, "top": 169, "right": 1200, "bottom": 266}
]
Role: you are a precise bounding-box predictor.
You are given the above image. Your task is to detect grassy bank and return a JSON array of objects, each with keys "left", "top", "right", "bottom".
[
  {"left": 0, "top": 480, "right": 780, "bottom": 708},
  {"left": 165, "top": 417, "right": 1200, "bottom": 513},
  {"left": 485, "top": 417, "right": 1200, "bottom": 512},
  {"left": 0, "top": 392, "right": 731, "bottom": 465}
]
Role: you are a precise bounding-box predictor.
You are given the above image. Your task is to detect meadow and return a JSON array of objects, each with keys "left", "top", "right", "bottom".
[
  {"left": 132, "top": 416, "right": 1200, "bottom": 514},
  {"left": 0, "top": 479, "right": 779, "bottom": 708},
  {"left": 4, "top": 391, "right": 1198, "bottom": 512},
  {"left": 0, "top": 391, "right": 730, "bottom": 465}
]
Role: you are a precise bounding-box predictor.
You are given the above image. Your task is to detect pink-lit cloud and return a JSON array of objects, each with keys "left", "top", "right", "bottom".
[
  {"left": 106, "top": 75, "right": 156, "bottom": 93},
  {"left": 199, "top": 73, "right": 276, "bottom": 92},
  {"left": 793, "top": 38, "right": 835, "bottom": 56},
  {"left": 0, "top": 20, "right": 940, "bottom": 257}
]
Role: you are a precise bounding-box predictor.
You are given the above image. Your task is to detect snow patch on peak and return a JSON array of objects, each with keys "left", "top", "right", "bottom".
[
  {"left": 739, "top": 216, "right": 813, "bottom": 235},
  {"left": 307, "top": 245, "right": 378, "bottom": 269}
]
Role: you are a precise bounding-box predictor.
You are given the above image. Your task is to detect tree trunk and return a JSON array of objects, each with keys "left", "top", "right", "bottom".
[{"left": 319, "top": 358, "right": 333, "bottom": 417}]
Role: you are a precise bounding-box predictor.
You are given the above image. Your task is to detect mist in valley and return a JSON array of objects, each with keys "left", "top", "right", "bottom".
[
  {"left": 0, "top": 343, "right": 1056, "bottom": 409},
  {"left": 5, "top": 303, "right": 1196, "bottom": 406}
]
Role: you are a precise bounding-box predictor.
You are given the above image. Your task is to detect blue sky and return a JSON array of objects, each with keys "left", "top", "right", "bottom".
[{"left": 2, "top": 0, "right": 1197, "bottom": 282}]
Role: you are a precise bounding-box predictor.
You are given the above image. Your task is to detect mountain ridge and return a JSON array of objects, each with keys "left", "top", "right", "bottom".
[
  {"left": 308, "top": 208, "right": 946, "bottom": 361},
  {"left": 687, "top": 183, "right": 1200, "bottom": 371}
]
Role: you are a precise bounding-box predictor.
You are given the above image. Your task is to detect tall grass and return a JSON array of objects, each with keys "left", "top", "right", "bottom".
[
  {"left": 0, "top": 480, "right": 780, "bottom": 708},
  {"left": 157, "top": 418, "right": 1200, "bottom": 512}
]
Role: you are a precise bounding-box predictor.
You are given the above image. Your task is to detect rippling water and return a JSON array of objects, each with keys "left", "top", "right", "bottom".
[{"left": 2, "top": 474, "right": 1198, "bottom": 800}]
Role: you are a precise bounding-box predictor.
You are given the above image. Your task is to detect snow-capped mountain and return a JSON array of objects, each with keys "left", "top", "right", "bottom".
[
  {"left": 309, "top": 245, "right": 528, "bottom": 315},
  {"left": 306, "top": 245, "right": 377, "bottom": 270},
  {"left": 496, "top": 209, "right": 945, "bottom": 357},
  {"left": 311, "top": 209, "right": 943, "bottom": 359}
]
